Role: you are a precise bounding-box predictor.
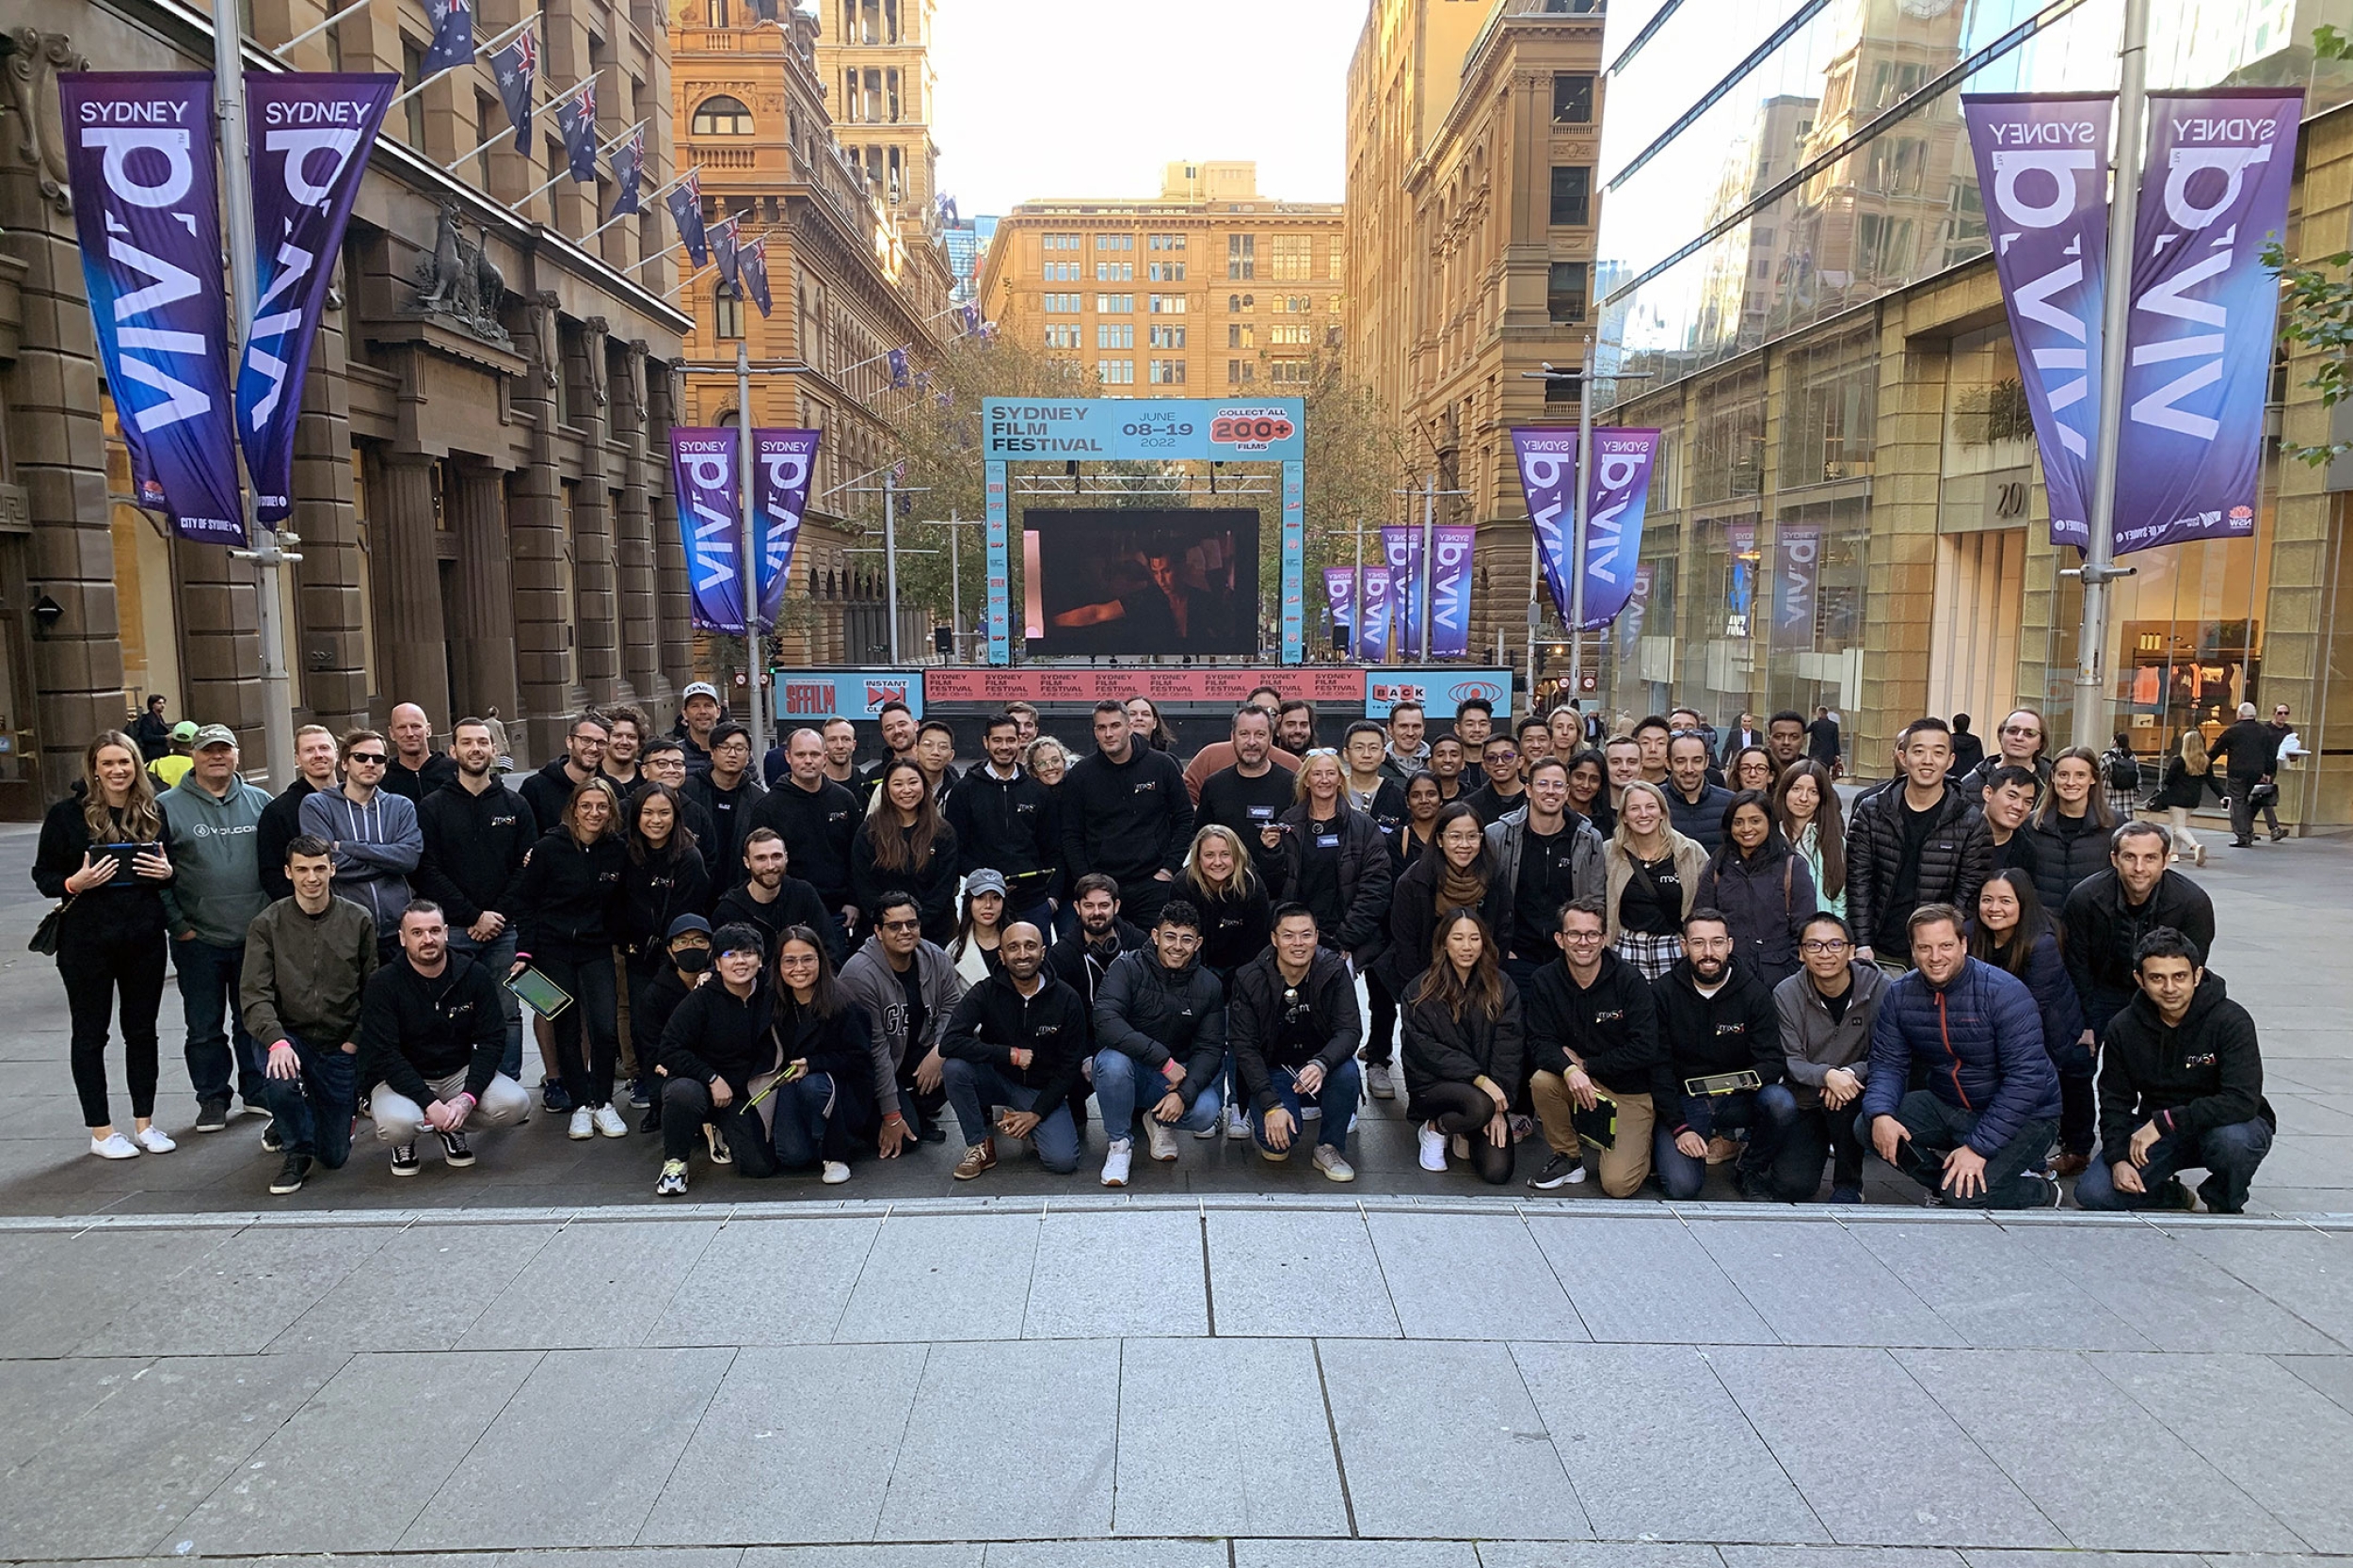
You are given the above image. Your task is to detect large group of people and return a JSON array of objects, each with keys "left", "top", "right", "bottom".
[{"left": 32, "top": 682, "right": 2278, "bottom": 1213}]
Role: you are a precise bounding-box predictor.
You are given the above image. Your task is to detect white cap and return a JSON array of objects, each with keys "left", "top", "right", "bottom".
[{"left": 682, "top": 680, "right": 720, "bottom": 702}]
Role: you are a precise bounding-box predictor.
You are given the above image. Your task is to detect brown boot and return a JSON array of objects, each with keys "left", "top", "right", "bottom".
[
  {"left": 1705, "top": 1136, "right": 1741, "bottom": 1165},
  {"left": 2051, "top": 1151, "right": 2090, "bottom": 1178},
  {"left": 953, "top": 1136, "right": 998, "bottom": 1180}
]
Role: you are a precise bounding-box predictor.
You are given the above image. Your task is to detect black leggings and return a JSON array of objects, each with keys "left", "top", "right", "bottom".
[
  {"left": 539, "top": 945, "right": 621, "bottom": 1110},
  {"left": 1364, "top": 971, "right": 1398, "bottom": 1066},
  {"left": 1417, "top": 1080, "right": 1515, "bottom": 1185},
  {"left": 58, "top": 930, "right": 167, "bottom": 1128}
]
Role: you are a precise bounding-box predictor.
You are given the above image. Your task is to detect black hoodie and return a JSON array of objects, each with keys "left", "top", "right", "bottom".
[
  {"left": 2096, "top": 971, "right": 2273, "bottom": 1154},
  {"left": 624, "top": 848, "right": 712, "bottom": 972},
  {"left": 713, "top": 872, "right": 830, "bottom": 957},
  {"left": 415, "top": 778, "right": 539, "bottom": 928},
  {"left": 1227, "top": 946, "right": 1363, "bottom": 1112},
  {"left": 939, "top": 968, "right": 1091, "bottom": 1117},
  {"left": 746, "top": 776, "right": 861, "bottom": 908},
  {"left": 945, "top": 764, "right": 1063, "bottom": 898},
  {"left": 356, "top": 952, "right": 505, "bottom": 1105},
  {"left": 1058, "top": 744, "right": 1194, "bottom": 888},
  {"left": 659, "top": 974, "right": 780, "bottom": 1096},
  {"left": 511, "top": 829, "right": 628, "bottom": 955},
  {"left": 1525, "top": 949, "right": 1673, "bottom": 1100},
  {"left": 1651, "top": 955, "right": 1783, "bottom": 1136},
  {"left": 1048, "top": 917, "right": 1148, "bottom": 1042}
]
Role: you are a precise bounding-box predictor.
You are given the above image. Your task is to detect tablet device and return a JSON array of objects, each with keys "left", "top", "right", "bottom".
[
  {"left": 505, "top": 965, "right": 574, "bottom": 1019},
  {"left": 1685, "top": 1068, "right": 1763, "bottom": 1098},
  {"left": 1570, "top": 1091, "right": 1618, "bottom": 1151},
  {"left": 96, "top": 843, "right": 150, "bottom": 886}
]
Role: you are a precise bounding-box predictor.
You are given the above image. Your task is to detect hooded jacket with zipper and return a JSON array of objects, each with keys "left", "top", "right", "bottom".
[
  {"left": 623, "top": 848, "right": 712, "bottom": 972},
  {"left": 1771, "top": 960, "right": 1885, "bottom": 1109},
  {"left": 1227, "top": 945, "right": 1362, "bottom": 1113},
  {"left": 1694, "top": 836, "right": 1818, "bottom": 987},
  {"left": 944, "top": 763, "right": 1062, "bottom": 899},
  {"left": 1652, "top": 956, "right": 1785, "bottom": 1137},
  {"left": 1092, "top": 946, "right": 1227, "bottom": 1106},
  {"left": 2061, "top": 867, "right": 2217, "bottom": 1035},
  {"left": 518, "top": 758, "right": 589, "bottom": 841},
  {"left": 1860, "top": 955, "right": 2061, "bottom": 1156},
  {"left": 838, "top": 934, "right": 967, "bottom": 1120},
  {"left": 658, "top": 973, "right": 780, "bottom": 1096},
  {"left": 1666, "top": 781, "right": 1737, "bottom": 856},
  {"left": 1274, "top": 798, "right": 1394, "bottom": 961},
  {"left": 1483, "top": 806, "right": 1605, "bottom": 957},
  {"left": 298, "top": 787, "right": 423, "bottom": 943},
  {"left": 1058, "top": 744, "right": 1194, "bottom": 888},
  {"left": 2096, "top": 970, "right": 2273, "bottom": 1154},
  {"left": 1048, "top": 917, "right": 1149, "bottom": 1041},
  {"left": 511, "top": 828, "right": 628, "bottom": 956},
  {"left": 157, "top": 773, "right": 273, "bottom": 947},
  {"left": 1401, "top": 980, "right": 1526, "bottom": 1109},
  {"left": 939, "top": 968, "right": 1091, "bottom": 1117},
  {"left": 413, "top": 778, "right": 538, "bottom": 930},
  {"left": 1525, "top": 948, "right": 1671, "bottom": 1100},
  {"left": 1843, "top": 782, "right": 1993, "bottom": 955}
]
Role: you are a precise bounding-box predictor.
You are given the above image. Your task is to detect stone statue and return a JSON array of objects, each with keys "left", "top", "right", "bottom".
[
  {"left": 414, "top": 199, "right": 467, "bottom": 311},
  {"left": 410, "top": 199, "right": 512, "bottom": 346}
]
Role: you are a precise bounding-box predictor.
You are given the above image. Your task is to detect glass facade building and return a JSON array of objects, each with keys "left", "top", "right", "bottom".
[{"left": 1591, "top": 0, "right": 2353, "bottom": 820}]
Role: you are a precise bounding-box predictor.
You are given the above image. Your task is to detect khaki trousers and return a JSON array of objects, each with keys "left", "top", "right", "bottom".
[{"left": 1530, "top": 1071, "right": 1657, "bottom": 1198}]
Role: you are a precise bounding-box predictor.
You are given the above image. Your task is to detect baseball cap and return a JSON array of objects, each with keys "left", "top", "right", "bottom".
[
  {"left": 169, "top": 721, "right": 199, "bottom": 743},
  {"left": 964, "top": 868, "right": 1009, "bottom": 899},
  {"left": 665, "top": 913, "right": 712, "bottom": 941},
  {"left": 191, "top": 724, "right": 237, "bottom": 749},
  {"left": 682, "top": 680, "right": 720, "bottom": 702}
]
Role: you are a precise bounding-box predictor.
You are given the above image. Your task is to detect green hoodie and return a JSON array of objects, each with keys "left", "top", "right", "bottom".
[{"left": 159, "top": 774, "right": 274, "bottom": 946}]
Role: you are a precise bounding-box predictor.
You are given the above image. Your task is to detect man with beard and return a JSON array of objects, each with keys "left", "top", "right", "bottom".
[
  {"left": 414, "top": 718, "right": 537, "bottom": 1078},
  {"left": 1184, "top": 699, "right": 1302, "bottom": 806},
  {"left": 1767, "top": 711, "right": 1809, "bottom": 776},
  {"left": 1274, "top": 699, "right": 1318, "bottom": 757},
  {"left": 947, "top": 712, "right": 1064, "bottom": 931},
  {"left": 1526, "top": 895, "right": 1670, "bottom": 1196},
  {"left": 1650, "top": 908, "right": 1790, "bottom": 1200},
  {"left": 1197, "top": 706, "right": 1298, "bottom": 891},
  {"left": 1058, "top": 701, "right": 1193, "bottom": 929},
  {"left": 1664, "top": 732, "right": 1735, "bottom": 855},
  {"left": 1091, "top": 900, "right": 1228, "bottom": 1185},
  {"left": 858, "top": 701, "right": 920, "bottom": 794},
  {"left": 677, "top": 681, "right": 722, "bottom": 775},
  {"left": 821, "top": 716, "right": 861, "bottom": 785},
  {"left": 940, "top": 920, "right": 1091, "bottom": 1178},
  {"left": 520, "top": 712, "right": 609, "bottom": 835},
  {"left": 838, "top": 890, "right": 965, "bottom": 1151},
  {"left": 712, "top": 829, "right": 830, "bottom": 958},
  {"left": 749, "top": 728, "right": 862, "bottom": 952}
]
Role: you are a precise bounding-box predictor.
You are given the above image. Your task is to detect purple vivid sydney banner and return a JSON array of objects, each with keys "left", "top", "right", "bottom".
[
  {"left": 2114, "top": 89, "right": 2302, "bottom": 555},
  {"left": 1357, "top": 566, "right": 1393, "bottom": 663},
  {"left": 1962, "top": 93, "right": 2111, "bottom": 551},
  {"left": 1322, "top": 567, "right": 1354, "bottom": 646},
  {"left": 670, "top": 427, "right": 746, "bottom": 633},
  {"left": 1429, "top": 524, "right": 1477, "bottom": 658},
  {"left": 240, "top": 73, "right": 394, "bottom": 527},
  {"left": 1772, "top": 525, "right": 1819, "bottom": 651},
  {"left": 753, "top": 429, "right": 820, "bottom": 628},
  {"left": 1578, "top": 428, "right": 1659, "bottom": 631},
  {"left": 1382, "top": 526, "right": 1423, "bottom": 654},
  {"left": 60, "top": 73, "right": 244, "bottom": 546},
  {"left": 1512, "top": 427, "right": 1577, "bottom": 624}
]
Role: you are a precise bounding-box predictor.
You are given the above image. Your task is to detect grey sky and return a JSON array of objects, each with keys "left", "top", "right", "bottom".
[{"left": 929, "top": 0, "right": 1362, "bottom": 217}]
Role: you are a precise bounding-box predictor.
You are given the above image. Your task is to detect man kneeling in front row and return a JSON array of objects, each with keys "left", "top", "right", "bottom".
[
  {"left": 358, "top": 901, "right": 533, "bottom": 1176},
  {"left": 1228, "top": 904, "right": 1363, "bottom": 1181},
  {"left": 2077, "top": 926, "right": 2274, "bottom": 1214}
]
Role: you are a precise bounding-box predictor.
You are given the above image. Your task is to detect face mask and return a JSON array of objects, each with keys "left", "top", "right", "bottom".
[{"left": 672, "top": 948, "right": 712, "bottom": 974}]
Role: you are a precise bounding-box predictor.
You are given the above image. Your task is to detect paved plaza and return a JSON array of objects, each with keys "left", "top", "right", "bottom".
[{"left": 1, "top": 820, "right": 2350, "bottom": 1566}]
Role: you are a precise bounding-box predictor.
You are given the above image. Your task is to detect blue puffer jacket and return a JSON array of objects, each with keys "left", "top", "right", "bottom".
[
  {"left": 1972, "top": 926, "right": 2089, "bottom": 1076},
  {"left": 1860, "top": 957, "right": 2061, "bottom": 1158}
]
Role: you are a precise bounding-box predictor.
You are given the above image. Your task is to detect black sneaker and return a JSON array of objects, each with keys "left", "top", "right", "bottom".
[
  {"left": 638, "top": 1102, "right": 663, "bottom": 1134},
  {"left": 541, "top": 1078, "right": 573, "bottom": 1113},
  {"left": 1528, "top": 1153, "right": 1583, "bottom": 1192},
  {"left": 628, "top": 1079, "right": 652, "bottom": 1110},
  {"left": 439, "top": 1130, "right": 474, "bottom": 1168},
  {"left": 390, "top": 1142, "right": 421, "bottom": 1177},
  {"left": 260, "top": 1123, "right": 284, "bottom": 1155},
  {"left": 268, "top": 1153, "right": 312, "bottom": 1195},
  {"left": 195, "top": 1096, "right": 231, "bottom": 1133}
]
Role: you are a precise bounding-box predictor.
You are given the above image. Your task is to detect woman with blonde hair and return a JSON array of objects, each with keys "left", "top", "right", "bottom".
[
  {"left": 2152, "top": 729, "right": 2216, "bottom": 866},
  {"left": 1602, "top": 780, "right": 1708, "bottom": 979},
  {"left": 33, "top": 730, "right": 176, "bottom": 1158},
  {"left": 1184, "top": 824, "right": 1271, "bottom": 980},
  {"left": 1023, "top": 734, "right": 1073, "bottom": 789}
]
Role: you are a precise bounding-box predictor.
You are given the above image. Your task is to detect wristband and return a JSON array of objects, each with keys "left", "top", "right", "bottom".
[
  {"left": 457, "top": 1092, "right": 477, "bottom": 1110},
  {"left": 884, "top": 1112, "right": 905, "bottom": 1125},
  {"left": 272, "top": 1039, "right": 293, "bottom": 1054}
]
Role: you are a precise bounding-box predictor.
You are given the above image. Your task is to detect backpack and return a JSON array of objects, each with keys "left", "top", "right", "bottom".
[{"left": 2105, "top": 749, "right": 2143, "bottom": 792}]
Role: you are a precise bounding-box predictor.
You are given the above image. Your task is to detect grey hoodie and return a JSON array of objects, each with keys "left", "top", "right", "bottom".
[
  {"left": 837, "top": 932, "right": 968, "bottom": 1120},
  {"left": 1771, "top": 960, "right": 1886, "bottom": 1109},
  {"left": 158, "top": 775, "right": 275, "bottom": 947}
]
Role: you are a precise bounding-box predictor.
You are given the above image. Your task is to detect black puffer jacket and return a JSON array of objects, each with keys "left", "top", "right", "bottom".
[
  {"left": 2061, "top": 868, "right": 2217, "bottom": 1035},
  {"left": 1228, "top": 947, "right": 1361, "bottom": 1112},
  {"left": 1092, "top": 947, "right": 1227, "bottom": 1106},
  {"left": 1274, "top": 799, "right": 1394, "bottom": 963},
  {"left": 2024, "top": 808, "right": 2111, "bottom": 913},
  {"left": 1401, "top": 982, "right": 1526, "bottom": 1109},
  {"left": 1844, "top": 783, "right": 1992, "bottom": 952},
  {"left": 1378, "top": 849, "right": 1501, "bottom": 997}
]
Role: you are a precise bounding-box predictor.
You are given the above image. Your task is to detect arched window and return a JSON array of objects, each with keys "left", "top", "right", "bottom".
[{"left": 691, "top": 95, "right": 755, "bottom": 136}]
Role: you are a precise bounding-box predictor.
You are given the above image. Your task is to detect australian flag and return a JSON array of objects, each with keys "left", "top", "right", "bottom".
[
  {"left": 422, "top": 0, "right": 473, "bottom": 73},
  {"left": 712, "top": 215, "right": 741, "bottom": 286},
  {"left": 556, "top": 79, "right": 598, "bottom": 184},
  {"left": 490, "top": 27, "right": 536, "bottom": 153},
  {"left": 665, "top": 171, "right": 708, "bottom": 265},
  {"left": 958, "top": 302, "right": 979, "bottom": 335},
  {"left": 608, "top": 125, "right": 644, "bottom": 219},
  {"left": 739, "top": 234, "right": 772, "bottom": 317},
  {"left": 888, "top": 347, "right": 910, "bottom": 388}
]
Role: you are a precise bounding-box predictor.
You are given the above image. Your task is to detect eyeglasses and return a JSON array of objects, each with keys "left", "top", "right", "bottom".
[
  {"left": 347, "top": 753, "right": 387, "bottom": 765},
  {"left": 879, "top": 918, "right": 921, "bottom": 932},
  {"left": 2000, "top": 725, "right": 2041, "bottom": 737},
  {"left": 1801, "top": 938, "right": 1850, "bottom": 954}
]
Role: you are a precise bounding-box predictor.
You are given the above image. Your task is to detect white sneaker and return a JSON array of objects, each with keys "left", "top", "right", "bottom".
[
  {"left": 1100, "top": 1137, "right": 1133, "bottom": 1187},
  {"left": 1144, "top": 1121, "right": 1179, "bottom": 1162},
  {"left": 89, "top": 1132, "right": 141, "bottom": 1160},
  {"left": 1366, "top": 1062, "right": 1395, "bottom": 1100},
  {"left": 591, "top": 1103, "right": 628, "bottom": 1138},
  {"left": 821, "top": 1160, "right": 851, "bottom": 1185},
  {"left": 1314, "top": 1144, "right": 1356, "bottom": 1182},
  {"left": 1224, "top": 1103, "right": 1250, "bottom": 1140},
  {"left": 568, "top": 1107, "right": 594, "bottom": 1140},
  {"left": 134, "top": 1126, "right": 176, "bottom": 1154},
  {"left": 1417, "top": 1125, "right": 1448, "bottom": 1173}
]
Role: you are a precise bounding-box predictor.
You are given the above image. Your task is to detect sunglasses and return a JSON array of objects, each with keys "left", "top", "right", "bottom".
[
  {"left": 347, "top": 753, "right": 387, "bottom": 765},
  {"left": 880, "top": 918, "right": 921, "bottom": 932}
]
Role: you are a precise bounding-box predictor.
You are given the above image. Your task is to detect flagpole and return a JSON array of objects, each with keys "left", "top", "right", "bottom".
[
  {"left": 213, "top": 0, "right": 296, "bottom": 789},
  {"left": 2070, "top": 0, "right": 2150, "bottom": 751},
  {"left": 737, "top": 343, "right": 767, "bottom": 764},
  {"left": 444, "top": 88, "right": 615, "bottom": 175},
  {"left": 512, "top": 80, "right": 616, "bottom": 205}
]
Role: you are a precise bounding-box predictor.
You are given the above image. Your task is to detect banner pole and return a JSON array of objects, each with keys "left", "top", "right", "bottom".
[
  {"left": 885, "top": 474, "right": 902, "bottom": 664},
  {"left": 1418, "top": 475, "right": 1434, "bottom": 662},
  {"left": 214, "top": 0, "right": 296, "bottom": 789},
  {"left": 1570, "top": 340, "right": 1593, "bottom": 701},
  {"left": 738, "top": 344, "right": 765, "bottom": 765},
  {"left": 2073, "top": 0, "right": 2150, "bottom": 751}
]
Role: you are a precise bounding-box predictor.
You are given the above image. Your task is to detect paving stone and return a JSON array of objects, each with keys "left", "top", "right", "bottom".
[
  {"left": 498, "top": 1553, "right": 742, "bottom": 1568},
  {"left": 1113, "top": 1336, "right": 1348, "bottom": 1538},
  {"left": 1207, "top": 1210, "right": 1400, "bottom": 1337},
  {"left": 740, "top": 1549, "right": 979, "bottom": 1568},
  {"left": 1524, "top": 1216, "right": 1776, "bottom": 1345},
  {"left": 456, "top": 1221, "right": 722, "bottom": 1350},
  {"left": 1716, "top": 1552, "right": 1961, "bottom": 1568},
  {"left": 0, "top": 1228, "right": 223, "bottom": 1356},
  {"left": 1689, "top": 1221, "right": 1960, "bottom": 1348},
  {"left": 874, "top": 1337, "right": 1120, "bottom": 1540},
  {"left": 1963, "top": 1552, "right": 2206, "bottom": 1568},
  {"left": 981, "top": 1543, "right": 1226, "bottom": 1568},
  {"left": 2157, "top": 1226, "right": 2353, "bottom": 1350},
  {"left": 2093, "top": 1351, "right": 2353, "bottom": 1551},
  {"left": 73, "top": 1225, "right": 390, "bottom": 1356},
  {"left": 397, "top": 1348, "right": 733, "bottom": 1550},
  {"left": 1369, "top": 1212, "right": 1586, "bottom": 1340},
  {"left": 1895, "top": 1349, "right": 2297, "bottom": 1551},
  {"left": 169, "top": 1350, "right": 539, "bottom": 1556},
  {"left": 835, "top": 1213, "right": 1041, "bottom": 1343},
  {"left": 0, "top": 1352, "right": 344, "bottom": 1560},
  {"left": 2273, "top": 1353, "right": 2353, "bottom": 1413},
  {"left": 0, "top": 1355, "right": 151, "bottom": 1474},
  {"left": 648, "top": 1216, "right": 883, "bottom": 1346},
  {"left": 1705, "top": 1346, "right": 2062, "bottom": 1547},
  {"left": 1024, "top": 1209, "right": 1209, "bottom": 1338},
  {"left": 1235, "top": 1542, "right": 1481, "bottom": 1568},
  {"left": 1479, "top": 1546, "right": 1727, "bottom": 1568},
  {"left": 1513, "top": 1342, "right": 1825, "bottom": 1544},
  {"left": 271, "top": 1223, "right": 561, "bottom": 1352},
  {"left": 1847, "top": 1224, "right": 2154, "bottom": 1351},
  {"left": 640, "top": 1343, "right": 929, "bottom": 1545},
  {"left": 1318, "top": 1338, "right": 1586, "bottom": 1541},
  {"left": 2009, "top": 1227, "right": 2339, "bottom": 1353}
]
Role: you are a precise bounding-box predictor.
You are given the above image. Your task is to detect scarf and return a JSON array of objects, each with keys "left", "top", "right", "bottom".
[{"left": 1437, "top": 856, "right": 1488, "bottom": 914}]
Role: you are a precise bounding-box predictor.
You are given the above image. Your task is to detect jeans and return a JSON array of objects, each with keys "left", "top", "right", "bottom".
[
  {"left": 177, "top": 937, "right": 262, "bottom": 1107},
  {"left": 368, "top": 1070, "right": 532, "bottom": 1145},
  {"left": 1861, "top": 1090, "right": 2060, "bottom": 1209},
  {"left": 260, "top": 1034, "right": 357, "bottom": 1166},
  {"left": 940, "top": 1058, "right": 1080, "bottom": 1172},
  {"left": 1766, "top": 1099, "right": 1867, "bottom": 1201},
  {"left": 1415, "top": 1078, "right": 1516, "bottom": 1185},
  {"left": 1655, "top": 1084, "right": 1798, "bottom": 1200},
  {"left": 537, "top": 945, "right": 622, "bottom": 1109},
  {"left": 57, "top": 929, "right": 167, "bottom": 1128},
  {"left": 770, "top": 1072, "right": 856, "bottom": 1169},
  {"left": 1092, "top": 1049, "right": 1223, "bottom": 1140},
  {"left": 2075, "top": 1117, "right": 2274, "bottom": 1214},
  {"left": 448, "top": 925, "right": 522, "bottom": 1079},
  {"left": 1252, "top": 1059, "right": 1361, "bottom": 1156}
]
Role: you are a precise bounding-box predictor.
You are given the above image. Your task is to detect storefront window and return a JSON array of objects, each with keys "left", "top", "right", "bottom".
[
  {"left": 1781, "top": 330, "right": 1877, "bottom": 487},
  {"left": 1689, "top": 364, "right": 1765, "bottom": 504},
  {"left": 1765, "top": 494, "right": 1869, "bottom": 719},
  {"left": 102, "top": 395, "right": 183, "bottom": 715}
]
